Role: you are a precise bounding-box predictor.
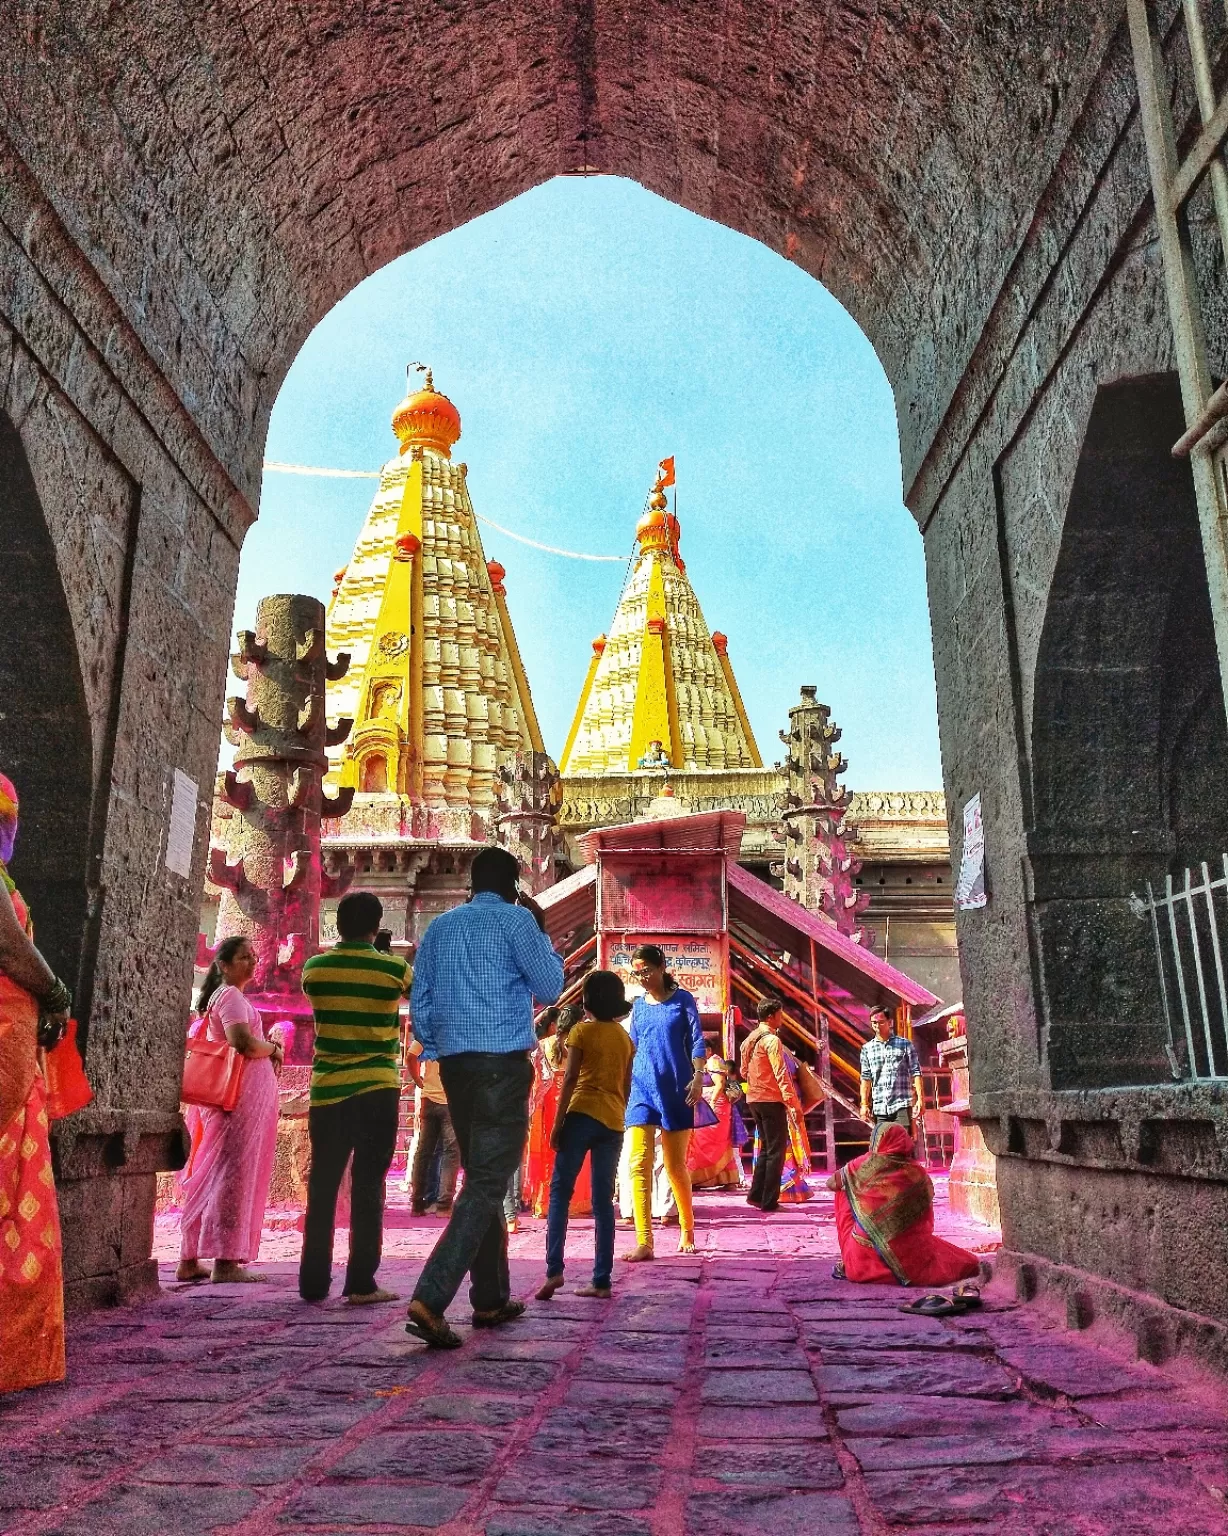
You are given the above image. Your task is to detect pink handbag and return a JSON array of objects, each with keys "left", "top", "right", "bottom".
[{"left": 181, "top": 1016, "right": 246, "bottom": 1112}]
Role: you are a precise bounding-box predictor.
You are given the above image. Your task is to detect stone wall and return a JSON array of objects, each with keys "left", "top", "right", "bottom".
[
  {"left": 2, "top": 3, "right": 1228, "bottom": 1341},
  {"left": 0, "top": 131, "right": 251, "bottom": 1307}
]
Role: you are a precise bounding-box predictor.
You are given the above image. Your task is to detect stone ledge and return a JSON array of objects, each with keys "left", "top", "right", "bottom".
[
  {"left": 991, "top": 1248, "right": 1228, "bottom": 1380},
  {"left": 970, "top": 1082, "right": 1228, "bottom": 1179}
]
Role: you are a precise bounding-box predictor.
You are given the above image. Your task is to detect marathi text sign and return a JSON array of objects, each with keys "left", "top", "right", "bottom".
[
  {"left": 602, "top": 934, "right": 726, "bottom": 1015},
  {"left": 954, "top": 792, "right": 988, "bottom": 910}
]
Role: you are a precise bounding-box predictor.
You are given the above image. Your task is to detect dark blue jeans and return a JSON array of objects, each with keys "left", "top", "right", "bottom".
[
  {"left": 545, "top": 1111, "right": 623, "bottom": 1289},
  {"left": 412, "top": 1052, "right": 532, "bottom": 1316}
]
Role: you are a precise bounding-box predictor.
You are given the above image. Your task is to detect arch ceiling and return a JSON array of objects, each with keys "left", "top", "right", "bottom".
[{"left": 1, "top": 2, "right": 1118, "bottom": 508}]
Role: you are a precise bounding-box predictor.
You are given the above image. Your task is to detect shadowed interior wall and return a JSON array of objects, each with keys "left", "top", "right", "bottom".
[
  {"left": 0, "top": 410, "right": 92, "bottom": 989},
  {"left": 1029, "top": 377, "right": 1228, "bottom": 1091}
]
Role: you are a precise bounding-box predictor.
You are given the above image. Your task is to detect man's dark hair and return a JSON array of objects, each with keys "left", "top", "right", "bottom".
[
  {"left": 471, "top": 846, "right": 520, "bottom": 900},
  {"left": 756, "top": 995, "right": 783, "bottom": 1022},
  {"left": 337, "top": 890, "right": 383, "bottom": 940}
]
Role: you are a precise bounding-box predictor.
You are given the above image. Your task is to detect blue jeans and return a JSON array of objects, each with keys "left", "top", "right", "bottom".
[{"left": 545, "top": 1112, "right": 623, "bottom": 1289}]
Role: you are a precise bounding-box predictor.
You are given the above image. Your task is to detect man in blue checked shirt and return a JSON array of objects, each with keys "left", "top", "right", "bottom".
[
  {"left": 859, "top": 1010, "right": 925, "bottom": 1144},
  {"left": 406, "top": 847, "right": 563, "bottom": 1348}
]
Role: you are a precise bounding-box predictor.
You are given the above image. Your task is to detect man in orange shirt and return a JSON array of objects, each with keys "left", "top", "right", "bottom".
[{"left": 739, "top": 996, "right": 802, "bottom": 1213}]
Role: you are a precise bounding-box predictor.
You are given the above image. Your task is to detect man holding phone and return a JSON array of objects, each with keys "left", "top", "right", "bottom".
[{"left": 406, "top": 847, "right": 563, "bottom": 1348}]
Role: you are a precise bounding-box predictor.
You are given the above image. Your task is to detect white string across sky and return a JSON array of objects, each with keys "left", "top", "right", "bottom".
[{"left": 262, "top": 460, "right": 626, "bottom": 562}]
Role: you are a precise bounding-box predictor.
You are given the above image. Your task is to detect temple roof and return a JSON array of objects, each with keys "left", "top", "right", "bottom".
[
  {"left": 559, "top": 464, "right": 762, "bottom": 775},
  {"left": 323, "top": 373, "right": 543, "bottom": 825}
]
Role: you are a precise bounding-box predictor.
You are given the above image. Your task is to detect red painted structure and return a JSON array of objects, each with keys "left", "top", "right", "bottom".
[{"left": 537, "top": 810, "right": 938, "bottom": 1167}]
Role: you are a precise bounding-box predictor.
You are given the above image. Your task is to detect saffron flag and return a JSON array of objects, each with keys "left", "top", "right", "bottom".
[{"left": 657, "top": 456, "right": 675, "bottom": 488}]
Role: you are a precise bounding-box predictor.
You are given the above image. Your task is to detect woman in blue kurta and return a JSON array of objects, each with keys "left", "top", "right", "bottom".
[{"left": 624, "top": 945, "right": 706, "bottom": 1260}]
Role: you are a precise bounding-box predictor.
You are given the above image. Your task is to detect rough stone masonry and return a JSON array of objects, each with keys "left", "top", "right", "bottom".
[{"left": 2, "top": 1, "right": 1228, "bottom": 1362}]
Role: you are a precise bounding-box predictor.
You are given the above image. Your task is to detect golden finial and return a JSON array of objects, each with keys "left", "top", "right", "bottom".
[{"left": 408, "top": 361, "right": 434, "bottom": 392}]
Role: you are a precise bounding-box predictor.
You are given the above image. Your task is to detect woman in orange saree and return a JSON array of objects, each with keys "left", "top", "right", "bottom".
[
  {"left": 687, "top": 1052, "right": 743, "bottom": 1189},
  {"left": 522, "top": 1007, "right": 590, "bottom": 1219},
  {"left": 0, "top": 773, "right": 71, "bottom": 1394},
  {"left": 830, "top": 1124, "right": 979, "bottom": 1287}
]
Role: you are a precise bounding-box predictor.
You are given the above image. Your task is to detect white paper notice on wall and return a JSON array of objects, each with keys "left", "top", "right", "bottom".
[
  {"left": 954, "top": 792, "right": 988, "bottom": 910},
  {"left": 166, "top": 769, "right": 198, "bottom": 878}
]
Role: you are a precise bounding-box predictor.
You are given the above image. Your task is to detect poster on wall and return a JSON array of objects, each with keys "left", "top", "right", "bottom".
[
  {"left": 603, "top": 934, "right": 727, "bottom": 1015},
  {"left": 954, "top": 792, "right": 988, "bottom": 909}
]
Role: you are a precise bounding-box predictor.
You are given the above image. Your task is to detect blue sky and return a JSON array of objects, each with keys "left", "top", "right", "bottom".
[{"left": 240, "top": 176, "right": 942, "bottom": 789}]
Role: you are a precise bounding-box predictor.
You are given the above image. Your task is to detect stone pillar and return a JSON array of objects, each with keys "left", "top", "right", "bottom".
[
  {"left": 938, "top": 1030, "right": 1000, "bottom": 1226},
  {"left": 491, "top": 750, "right": 562, "bottom": 895},
  {"left": 210, "top": 594, "right": 356, "bottom": 1062},
  {"left": 777, "top": 686, "right": 870, "bottom": 944}
]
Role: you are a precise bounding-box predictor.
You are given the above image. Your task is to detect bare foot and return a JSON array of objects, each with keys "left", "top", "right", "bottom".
[
  {"left": 506, "top": 1219, "right": 519, "bottom": 1235},
  {"left": 677, "top": 1239, "right": 698, "bottom": 1255},
  {"left": 623, "top": 1244, "right": 655, "bottom": 1263},
  {"left": 175, "top": 1260, "right": 210, "bottom": 1283},
  {"left": 211, "top": 1262, "right": 267, "bottom": 1284},
  {"left": 535, "top": 1274, "right": 565, "bottom": 1301},
  {"left": 575, "top": 1283, "right": 612, "bottom": 1298},
  {"left": 346, "top": 1288, "right": 400, "bottom": 1305}
]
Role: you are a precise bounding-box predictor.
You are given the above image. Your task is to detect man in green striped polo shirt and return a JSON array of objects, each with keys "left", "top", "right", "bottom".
[{"left": 298, "top": 890, "right": 411, "bottom": 1304}]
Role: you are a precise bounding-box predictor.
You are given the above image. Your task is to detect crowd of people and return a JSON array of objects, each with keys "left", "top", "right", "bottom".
[{"left": 1, "top": 819, "right": 981, "bottom": 1393}]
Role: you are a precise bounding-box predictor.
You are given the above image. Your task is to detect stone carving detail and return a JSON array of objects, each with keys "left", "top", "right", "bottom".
[
  {"left": 847, "top": 789, "right": 948, "bottom": 821},
  {"left": 775, "top": 685, "right": 870, "bottom": 944},
  {"left": 212, "top": 594, "right": 354, "bottom": 998},
  {"left": 490, "top": 750, "right": 562, "bottom": 895}
]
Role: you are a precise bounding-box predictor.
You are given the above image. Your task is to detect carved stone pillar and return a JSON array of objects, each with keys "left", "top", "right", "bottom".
[
  {"left": 211, "top": 594, "right": 355, "bottom": 1060},
  {"left": 491, "top": 751, "right": 562, "bottom": 895}
]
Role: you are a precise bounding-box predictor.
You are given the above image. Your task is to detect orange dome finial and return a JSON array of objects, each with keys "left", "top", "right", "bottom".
[{"left": 391, "top": 363, "right": 462, "bottom": 457}]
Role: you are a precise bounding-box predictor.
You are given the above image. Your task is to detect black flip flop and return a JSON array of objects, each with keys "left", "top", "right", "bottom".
[
  {"left": 405, "top": 1305, "right": 463, "bottom": 1349},
  {"left": 899, "top": 1293, "right": 961, "bottom": 1316},
  {"left": 953, "top": 1283, "right": 983, "bottom": 1310},
  {"left": 472, "top": 1300, "right": 526, "bottom": 1328}
]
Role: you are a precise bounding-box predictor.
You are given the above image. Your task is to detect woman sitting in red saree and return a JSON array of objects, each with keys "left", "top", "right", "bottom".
[{"left": 829, "top": 1124, "right": 979, "bottom": 1287}]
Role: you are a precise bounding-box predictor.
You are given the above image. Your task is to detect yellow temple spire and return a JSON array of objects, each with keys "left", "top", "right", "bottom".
[
  {"left": 559, "top": 461, "right": 763, "bottom": 775},
  {"left": 324, "top": 372, "right": 544, "bottom": 822}
]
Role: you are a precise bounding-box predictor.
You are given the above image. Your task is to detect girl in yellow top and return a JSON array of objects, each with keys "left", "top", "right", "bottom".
[{"left": 536, "top": 972, "right": 635, "bottom": 1301}]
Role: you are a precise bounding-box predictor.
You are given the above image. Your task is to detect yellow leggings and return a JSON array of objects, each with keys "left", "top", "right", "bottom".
[{"left": 628, "top": 1125, "right": 694, "bottom": 1248}]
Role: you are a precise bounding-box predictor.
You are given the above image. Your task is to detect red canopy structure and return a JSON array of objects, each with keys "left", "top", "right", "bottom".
[{"left": 537, "top": 809, "right": 938, "bottom": 1167}]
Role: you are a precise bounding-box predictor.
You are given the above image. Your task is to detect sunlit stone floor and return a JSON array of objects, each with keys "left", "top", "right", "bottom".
[{"left": 2, "top": 1185, "right": 1226, "bottom": 1535}]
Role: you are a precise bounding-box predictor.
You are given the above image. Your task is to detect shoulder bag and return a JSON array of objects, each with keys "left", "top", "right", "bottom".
[{"left": 181, "top": 991, "right": 247, "bottom": 1112}]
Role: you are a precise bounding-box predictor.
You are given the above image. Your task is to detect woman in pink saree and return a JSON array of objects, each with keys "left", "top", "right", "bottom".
[{"left": 177, "top": 936, "right": 281, "bottom": 1283}]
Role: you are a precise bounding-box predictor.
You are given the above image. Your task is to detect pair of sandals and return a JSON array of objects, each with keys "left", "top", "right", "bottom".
[
  {"left": 899, "top": 1283, "right": 982, "bottom": 1317},
  {"left": 405, "top": 1298, "right": 525, "bottom": 1349}
]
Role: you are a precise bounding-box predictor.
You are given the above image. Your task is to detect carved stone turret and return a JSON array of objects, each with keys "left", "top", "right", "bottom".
[
  {"left": 775, "top": 685, "right": 870, "bottom": 944},
  {"left": 211, "top": 595, "right": 354, "bottom": 1032},
  {"left": 490, "top": 751, "right": 562, "bottom": 895}
]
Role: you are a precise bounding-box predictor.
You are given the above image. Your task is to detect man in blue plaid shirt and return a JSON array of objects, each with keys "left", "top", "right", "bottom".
[
  {"left": 407, "top": 847, "right": 563, "bottom": 1349},
  {"left": 859, "top": 1010, "right": 924, "bottom": 1141}
]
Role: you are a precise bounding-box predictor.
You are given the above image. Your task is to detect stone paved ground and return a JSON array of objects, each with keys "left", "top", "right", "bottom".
[{"left": 3, "top": 1186, "right": 1227, "bottom": 1536}]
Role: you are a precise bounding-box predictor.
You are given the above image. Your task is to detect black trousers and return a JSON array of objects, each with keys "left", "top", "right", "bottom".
[
  {"left": 747, "top": 1100, "right": 789, "bottom": 1212},
  {"left": 299, "top": 1087, "right": 399, "bottom": 1300},
  {"left": 412, "top": 1052, "right": 532, "bottom": 1317}
]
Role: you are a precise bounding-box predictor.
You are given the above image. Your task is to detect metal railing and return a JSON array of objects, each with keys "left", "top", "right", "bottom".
[{"left": 1132, "top": 856, "right": 1228, "bottom": 1080}]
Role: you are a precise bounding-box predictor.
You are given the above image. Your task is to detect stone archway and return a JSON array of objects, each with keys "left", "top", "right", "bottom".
[
  {"left": 1029, "top": 375, "right": 1228, "bottom": 1091},
  {"left": 9, "top": 2, "right": 1228, "bottom": 1335},
  {"left": 0, "top": 409, "right": 93, "bottom": 992}
]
